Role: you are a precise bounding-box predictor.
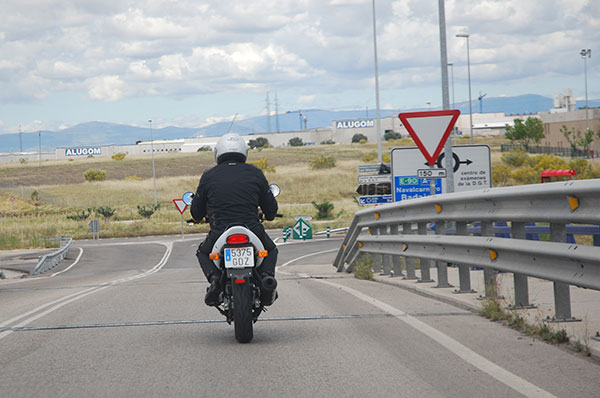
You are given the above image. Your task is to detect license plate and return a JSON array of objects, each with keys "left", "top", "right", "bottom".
[{"left": 224, "top": 247, "right": 254, "bottom": 268}]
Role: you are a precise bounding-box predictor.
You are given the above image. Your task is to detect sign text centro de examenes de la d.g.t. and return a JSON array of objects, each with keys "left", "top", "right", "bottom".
[{"left": 65, "top": 147, "right": 102, "bottom": 156}]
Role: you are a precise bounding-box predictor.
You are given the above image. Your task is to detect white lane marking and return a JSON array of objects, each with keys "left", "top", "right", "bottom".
[
  {"left": 277, "top": 249, "right": 338, "bottom": 269},
  {"left": 50, "top": 248, "right": 84, "bottom": 277},
  {"left": 0, "top": 242, "right": 173, "bottom": 341},
  {"left": 281, "top": 250, "right": 556, "bottom": 398}
]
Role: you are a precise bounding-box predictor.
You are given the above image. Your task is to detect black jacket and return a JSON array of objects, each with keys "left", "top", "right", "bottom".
[{"left": 191, "top": 160, "right": 278, "bottom": 252}]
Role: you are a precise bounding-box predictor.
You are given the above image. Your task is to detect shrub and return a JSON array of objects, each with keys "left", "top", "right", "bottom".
[
  {"left": 492, "top": 164, "right": 512, "bottom": 186},
  {"left": 312, "top": 199, "right": 334, "bottom": 220},
  {"left": 197, "top": 146, "right": 212, "bottom": 152},
  {"left": 568, "top": 159, "right": 600, "bottom": 179},
  {"left": 248, "top": 158, "right": 276, "bottom": 173},
  {"left": 510, "top": 167, "right": 539, "bottom": 185},
  {"left": 111, "top": 152, "right": 127, "bottom": 161},
  {"left": 501, "top": 150, "right": 531, "bottom": 167},
  {"left": 84, "top": 169, "right": 107, "bottom": 182},
  {"left": 360, "top": 151, "right": 390, "bottom": 163},
  {"left": 289, "top": 137, "right": 304, "bottom": 147},
  {"left": 19, "top": 158, "right": 27, "bottom": 164},
  {"left": 95, "top": 206, "right": 115, "bottom": 220},
  {"left": 137, "top": 203, "right": 161, "bottom": 219},
  {"left": 354, "top": 253, "right": 373, "bottom": 280},
  {"left": 352, "top": 133, "right": 367, "bottom": 143},
  {"left": 125, "top": 175, "right": 142, "bottom": 181},
  {"left": 309, "top": 156, "right": 336, "bottom": 170},
  {"left": 67, "top": 208, "right": 92, "bottom": 221},
  {"left": 384, "top": 131, "right": 402, "bottom": 141},
  {"left": 320, "top": 139, "right": 335, "bottom": 145}
]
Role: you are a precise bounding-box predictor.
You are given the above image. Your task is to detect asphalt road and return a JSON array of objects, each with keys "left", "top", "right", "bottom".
[{"left": 0, "top": 235, "right": 599, "bottom": 397}]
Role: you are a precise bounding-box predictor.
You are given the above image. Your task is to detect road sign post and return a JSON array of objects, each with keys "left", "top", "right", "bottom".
[
  {"left": 173, "top": 199, "right": 188, "bottom": 239},
  {"left": 283, "top": 226, "right": 292, "bottom": 242}
]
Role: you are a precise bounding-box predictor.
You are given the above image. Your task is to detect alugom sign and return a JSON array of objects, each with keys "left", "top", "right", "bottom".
[
  {"left": 65, "top": 147, "right": 102, "bottom": 157},
  {"left": 335, "top": 119, "right": 375, "bottom": 129}
]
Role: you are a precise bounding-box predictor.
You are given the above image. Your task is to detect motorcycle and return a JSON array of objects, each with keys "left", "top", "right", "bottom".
[{"left": 193, "top": 184, "right": 282, "bottom": 343}]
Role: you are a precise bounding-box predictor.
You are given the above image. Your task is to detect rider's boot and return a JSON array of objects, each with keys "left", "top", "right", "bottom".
[
  {"left": 204, "top": 273, "right": 222, "bottom": 306},
  {"left": 260, "top": 274, "right": 278, "bottom": 306}
]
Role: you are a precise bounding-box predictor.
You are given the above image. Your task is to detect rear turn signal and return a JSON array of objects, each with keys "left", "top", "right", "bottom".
[
  {"left": 209, "top": 253, "right": 220, "bottom": 260},
  {"left": 226, "top": 234, "right": 250, "bottom": 244},
  {"left": 258, "top": 250, "right": 268, "bottom": 258}
]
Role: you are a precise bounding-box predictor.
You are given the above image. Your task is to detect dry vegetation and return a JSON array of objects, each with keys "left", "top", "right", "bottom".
[{"left": 1, "top": 135, "right": 598, "bottom": 250}]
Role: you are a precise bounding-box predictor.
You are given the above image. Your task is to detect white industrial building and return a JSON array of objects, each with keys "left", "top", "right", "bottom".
[{"left": 0, "top": 112, "right": 523, "bottom": 163}]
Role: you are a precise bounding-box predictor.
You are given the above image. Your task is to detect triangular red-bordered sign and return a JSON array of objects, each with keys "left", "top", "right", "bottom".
[
  {"left": 398, "top": 110, "right": 460, "bottom": 166},
  {"left": 173, "top": 199, "right": 188, "bottom": 214}
]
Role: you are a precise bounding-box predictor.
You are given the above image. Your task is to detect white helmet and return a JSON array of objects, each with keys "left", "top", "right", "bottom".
[{"left": 214, "top": 133, "right": 248, "bottom": 163}]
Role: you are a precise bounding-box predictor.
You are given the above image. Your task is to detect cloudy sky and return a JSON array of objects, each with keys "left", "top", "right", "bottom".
[{"left": 0, "top": 0, "right": 598, "bottom": 134}]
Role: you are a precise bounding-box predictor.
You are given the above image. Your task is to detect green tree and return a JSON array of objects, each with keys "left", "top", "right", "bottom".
[
  {"left": 561, "top": 125, "right": 595, "bottom": 154},
  {"left": 352, "top": 133, "right": 368, "bottom": 143},
  {"left": 248, "top": 137, "right": 270, "bottom": 149},
  {"left": 289, "top": 137, "right": 304, "bottom": 147},
  {"left": 504, "top": 117, "right": 544, "bottom": 148}
]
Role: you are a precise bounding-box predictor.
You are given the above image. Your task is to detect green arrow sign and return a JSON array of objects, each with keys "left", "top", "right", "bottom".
[{"left": 293, "top": 218, "right": 312, "bottom": 240}]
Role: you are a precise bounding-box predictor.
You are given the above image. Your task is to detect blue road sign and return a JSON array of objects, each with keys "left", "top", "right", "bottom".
[
  {"left": 358, "top": 195, "right": 393, "bottom": 205},
  {"left": 394, "top": 176, "right": 442, "bottom": 202},
  {"left": 182, "top": 191, "right": 194, "bottom": 206}
]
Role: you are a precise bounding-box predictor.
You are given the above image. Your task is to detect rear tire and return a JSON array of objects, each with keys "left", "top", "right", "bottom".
[{"left": 232, "top": 282, "right": 254, "bottom": 343}]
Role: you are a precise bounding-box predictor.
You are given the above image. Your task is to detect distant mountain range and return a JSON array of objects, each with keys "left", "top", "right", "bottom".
[{"left": 1, "top": 94, "right": 598, "bottom": 153}]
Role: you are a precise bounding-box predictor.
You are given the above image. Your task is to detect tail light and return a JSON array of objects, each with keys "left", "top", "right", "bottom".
[{"left": 226, "top": 234, "right": 250, "bottom": 244}]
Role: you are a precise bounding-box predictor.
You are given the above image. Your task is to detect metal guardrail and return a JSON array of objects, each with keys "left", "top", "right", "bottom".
[
  {"left": 333, "top": 179, "right": 600, "bottom": 321},
  {"left": 31, "top": 237, "right": 72, "bottom": 275}
]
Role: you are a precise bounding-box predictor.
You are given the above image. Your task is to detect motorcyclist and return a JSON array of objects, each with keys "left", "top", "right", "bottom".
[{"left": 190, "top": 133, "right": 279, "bottom": 307}]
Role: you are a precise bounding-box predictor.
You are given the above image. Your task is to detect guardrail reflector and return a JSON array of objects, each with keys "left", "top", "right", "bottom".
[
  {"left": 489, "top": 249, "right": 498, "bottom": 261},
  {"left": 435, "top": 204, "right": 442, "bottom": 213},
  {"left": 402, "top": 243, "right": 408, "bottom": 252},
  {"left": 568, "top": 196, "right": 579, "bottom": 212},
  {"left": 374, "top": 212, "right": 381, "bottom": 220},
  {"left": 358, "top": 242, "right": 364, "bottom": 248}
]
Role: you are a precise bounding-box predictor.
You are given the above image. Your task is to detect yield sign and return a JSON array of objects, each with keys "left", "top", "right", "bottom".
[
  {"left": 173, "top": 199, "right": 188, "bottom": 214},
  {"left": 398, "top": 110, "right": 460, "bottom": 166}
]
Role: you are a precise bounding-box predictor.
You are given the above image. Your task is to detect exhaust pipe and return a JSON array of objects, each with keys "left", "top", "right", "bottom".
[{"left": 261, "top": 275, "right": 277, "bottom": 291}]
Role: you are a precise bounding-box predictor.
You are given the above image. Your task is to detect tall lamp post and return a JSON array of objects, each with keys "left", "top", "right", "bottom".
[
  {"left": 448, "top": 62, "right": 457, "bottom": 144},
  {"left": 148, "top": 119, "right": 158, "bottom": 206},
  {"left": 580, "top": 48, "right": 591, "bottom": 132},
  {"left": 456, "top": 33, "right": 473, "bottom": 144},
  {"left": 371, "top": 0, "right": 382, "bottom": 164},
  {"left": 286, "top": 110, "right": 304, "bottom": 130}
]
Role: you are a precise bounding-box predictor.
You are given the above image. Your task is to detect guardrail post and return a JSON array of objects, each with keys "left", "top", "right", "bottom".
[
  {"left": 416, "top": 222, "right": 433, "bottom": 282},
  {"left": 509, "top": 222, "right": 534, "bottom": 309},
  {"left": 389, "top": 224, "right": 404, "bottom": 277},
  {"left": 434, "top": 221, "right": 453, "bottom": 288},
  {"left": 369, "top": 227, "right": 382, "bottom": 274},
  {"left": 481, "top": 221, "right": 498, "bottom": 298},
  {"left": 550, "top": 223, "right": 577, "bottom": 321},
  {"left": 454, "top": 221, "right": 475, "bottom": 294},
  {"left": 380, "top": 226, "right": 392, "bottom": 275}
]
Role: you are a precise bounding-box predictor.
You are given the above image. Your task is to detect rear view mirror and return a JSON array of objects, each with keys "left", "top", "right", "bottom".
[{"left": 269, "top": 184, "right": 281, "bottom": 197}]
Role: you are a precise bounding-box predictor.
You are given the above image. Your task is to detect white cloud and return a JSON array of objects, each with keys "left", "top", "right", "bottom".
[
  {"left": 0, "top": 0, "right": 598, "bottom": 129},
  {"left": 87, "top": 75, "right": 125, "bottom": 102}
]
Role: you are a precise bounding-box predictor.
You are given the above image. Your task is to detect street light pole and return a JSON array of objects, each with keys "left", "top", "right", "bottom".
[
  {"left": 457, "top": 33, "right": 473, "bottom": 144},
  {"left": 580, "top": 48, "right": 591, "bottom": 132},
  {"left": 371, "top": 0, "right": 382, "bottom": 164},
  {"left": 148, "top": 119, "right": 158, "bottom": 206},
  {"left": 448, "top": 62, "right": 457, "bottom": 145}
]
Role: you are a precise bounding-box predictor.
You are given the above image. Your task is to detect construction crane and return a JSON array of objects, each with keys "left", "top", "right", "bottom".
[{"left": 478, "top": 92, "right": 487, "bottom": 113}]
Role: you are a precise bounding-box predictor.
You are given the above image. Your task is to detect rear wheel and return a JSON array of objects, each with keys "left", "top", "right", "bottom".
[{"left": 232, "top": 281, "right": 254, "bottom": 343}]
